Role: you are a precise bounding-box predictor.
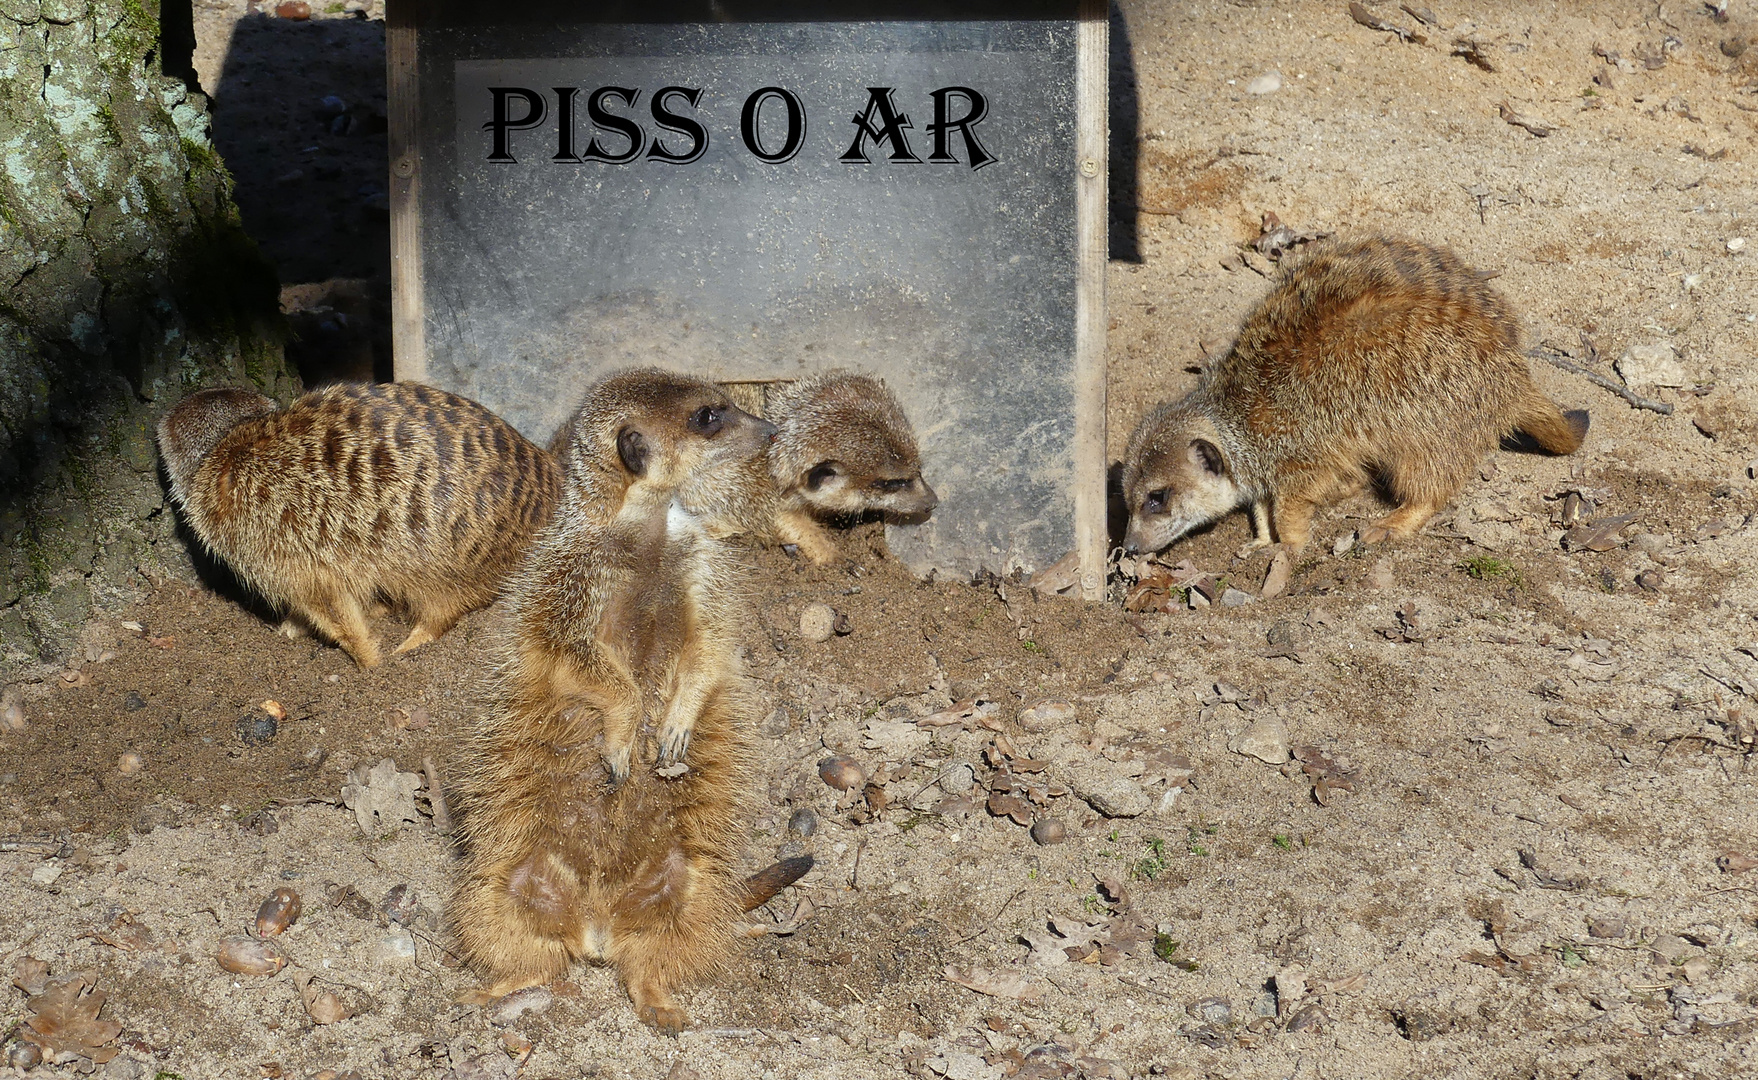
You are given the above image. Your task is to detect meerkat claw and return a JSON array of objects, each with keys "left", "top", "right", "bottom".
[
  {"left": 655, "top": 726, "right": 692, "bottom": 768},
  {"left": 604, "top": 746, "right": 632, "bottom": 789}
]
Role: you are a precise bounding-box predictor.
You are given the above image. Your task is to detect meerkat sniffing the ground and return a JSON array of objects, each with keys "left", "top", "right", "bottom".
[
  {"left": 1121, "top": 235, "right": 1588, "bottom": 558},
  {"left": 704, "top": 370, "right": 938, "bottom": 565},
  {"left": 157, "top": 382, "right": 561, "bottom": 667},
  {"left": 452, "top": 369, "right": 798, "bottom": 1032}
]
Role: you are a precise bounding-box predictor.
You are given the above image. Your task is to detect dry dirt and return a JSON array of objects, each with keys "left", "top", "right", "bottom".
[{"left": 5, "top": 1, "right": 1758, "bottom": 1078}]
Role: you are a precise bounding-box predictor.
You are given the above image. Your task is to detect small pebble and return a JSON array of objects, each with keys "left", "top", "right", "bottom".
[
  {"left": 487, "top": 985, "right": 554, "bottom": 1027},
  {"left": 938, "top": 763, "right": 976, "bottom": 795},
  {"left": 1219, "top": 587, "right": 1254, "bottom": 607},
  {"left": 237, "top": 707, "right": 278, "bottom": 746},
  {"left": 787, "top": 808, "right": 818, "bottom": 837},
  {"left": 1019, "top": 699, "right": 1076, "bottom": 732},
  {"left": 8, "top": 1041, "right": 42, "bottom": 1070},
  {"left": 275, "top": 0, "right": 312, "bottom": 18},
  {"left": 1636, "top": 569, "right": 1664, "bottom": 591},
  {"left": 1332, "top": 532, "right": 1356, "bottom": 556},
  {"left": 1230, "top": 715, "right": 1291, "bottom": 765},
  {"left": 216, "top": 936, "right": 289, "bottom": 976},
  {"left": 123, "top": 691, "right": 147, "bottom": 711},
  {"left": 817, "top": 755, "right": 867, "bottom": 792},
  {"left": 1188, "top": 996, "right": 1232, "bottom": 1024},
  {"left": 117, "top": 752, "right": 144, "bottom": 775},
  {"left": 1243, "top": 69, "right": 1283, "bottom": 94},
  {"left": 380, "top": 884, "right": 417, "bottom": 926},
  {"left": 255, "top": 887, "right": 303, "bottom": 937},
  {"left": 800, "top": 603, "right": 836, "bottom": 643},
  {"left": 1729, "top": 237, "right": 1747, "bottom": 253},
  {"left": 1029, "top": 818, "right": 1067, "bottom": 845},
  {"left": 31, "top": 863, "right": 63, "bottom": 886},
  {"left": 377, "top": 930, "right": 416, "bottom": 964}
]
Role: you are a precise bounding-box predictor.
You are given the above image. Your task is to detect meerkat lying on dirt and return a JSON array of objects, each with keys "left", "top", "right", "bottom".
[
  {"left": 705, "top": 370, "right": 938, "bottom": 565},
  {"left": 451, "top": 368, "right": 806, "bottom": 1033},
  {"left": 1121, "top": 235, "right": 1587, "bottom": 557},
  {"left": 156, "top": 382, "right": 561, "bottom": 667}
]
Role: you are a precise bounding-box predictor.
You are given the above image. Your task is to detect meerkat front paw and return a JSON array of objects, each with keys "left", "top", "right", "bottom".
[
  {"left": 655, "top": 723, "right": 693, "bottom": 770},
  {"left": 1235, "top": 535, "right": 1274, "bottom": 559}
]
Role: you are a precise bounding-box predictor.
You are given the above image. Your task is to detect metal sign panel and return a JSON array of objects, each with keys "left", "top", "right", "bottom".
[{"left": 388, "top": 0, "right": 1105, "bottom": 594}]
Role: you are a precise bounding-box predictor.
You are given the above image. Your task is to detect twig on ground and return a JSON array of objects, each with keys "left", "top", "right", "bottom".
[
  {"left": 422, "top": 755, "right": 453, "bottom": 834},
  {"left": 952, "top": 887, "right": 1026, "bottom": 945},
  {"left": 1530, "top": 346, "right": 1673, "bottom": 415}
]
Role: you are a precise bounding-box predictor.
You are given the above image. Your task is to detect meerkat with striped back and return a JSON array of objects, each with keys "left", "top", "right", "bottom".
[{"left": 156, "top": 382, "right": 562, "bottom": 667}]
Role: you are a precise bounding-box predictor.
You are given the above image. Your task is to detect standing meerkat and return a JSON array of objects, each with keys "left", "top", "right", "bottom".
[
  {"left": 699, "top": 370, "right": 939, "bottom": 565},
  {"left": 452, "top": 369, "right": 795, "bottom": 1032},
  {"left": 157, "top": 382, "right": 562, "bottom": 668},
  {"left": 1121, "top": 235, "right": 1588, "bottom": 557}
]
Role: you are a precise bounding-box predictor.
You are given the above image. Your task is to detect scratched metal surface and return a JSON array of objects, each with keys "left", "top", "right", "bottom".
[{"left": 406, "top": 7, "right": 1079, "bottom": 579}]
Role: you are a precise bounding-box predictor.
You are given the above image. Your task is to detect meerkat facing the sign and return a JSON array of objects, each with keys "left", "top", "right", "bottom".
[
  {"left": 698, "top": 370, "right": 939, "bottom": 565},
  {"left": 453, "top": 369, "right": 791, "bottom": 1032},
  {"left": 1120, "top": 235, "right": 1588, "bottom": 557},
  {"left": 157, "top": 382, "right": 562, "bottom": 667}
]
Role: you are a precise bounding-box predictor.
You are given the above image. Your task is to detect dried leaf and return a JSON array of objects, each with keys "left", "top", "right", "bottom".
[
  {"left": 340, "top": 758, "right": 424, "bottom": 835},
  {"left": 12, "top": 956, "right": 50, "bottom": 995},
  {"left": 944, "top": 965, "right": 1046, "bottom": 1000},
  {"left": 1716, "top": 852, "right": 1758, "bottom": 874},
  {"left": 1563, "top": 513, "right": 1637, "bottom": 552},
  {"left": 20, "top": 973, "right": 122, "bottom": 1065},
  {"left": 1349, "top": 1, "right": 1427, "bottom": 43},
  {"left": 919, "top": 699, "right": 980, "bottom": 727},
  {"left": 986, "top": 791, "right": 1034, "bottom": 826},
  {"left": 1498, "top": 101, "right": 1556, "bottom": 137}
]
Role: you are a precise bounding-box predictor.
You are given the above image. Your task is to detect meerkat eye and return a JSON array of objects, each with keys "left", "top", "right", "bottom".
[
  {"left": 871, "top": 478, "right": 911, "bottom": 493},
  {"left": 688, "top": 405, "right": 724, "bottom": 435},
  {"left": 1143, "top": 489, "right": 1168, "bottom": 514}
]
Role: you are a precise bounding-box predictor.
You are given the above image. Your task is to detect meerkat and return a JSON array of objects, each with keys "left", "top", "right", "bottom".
[
  {"left": 451, "top": 368, "right": 796, "bottom": 1032},
  {"left": 1121, "top": 235, "right": 1588, "bottom": 557},
  {"left": 699, "top": 370, "right": 938, "bottom": 565},
  {"left": 156, "top": 382, "right": 562, "bottom": 668}
]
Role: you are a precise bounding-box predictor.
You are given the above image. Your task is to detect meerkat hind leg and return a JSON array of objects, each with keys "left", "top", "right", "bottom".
[
  {"left": 290, "top": 577, "right": 381, "bottom": 668},
  {"left": 1269, "top": 495, "right": 1318, "bottom": 557},
  {"left": 393, "top": 592, "right": 474, "bottom": 655}
]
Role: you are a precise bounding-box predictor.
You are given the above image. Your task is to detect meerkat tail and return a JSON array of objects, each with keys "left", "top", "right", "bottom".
[
  {"left": 738, "top": 855, "right": 814, "bottom": 912},
  {"left": 1514, "top": 394, "right": 1589, "bottom": 455}
]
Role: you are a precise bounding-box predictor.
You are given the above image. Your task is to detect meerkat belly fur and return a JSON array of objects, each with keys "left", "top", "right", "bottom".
[
  {"left": 1121, "top": 235, "right": 1588, "bottom": 556},
  {"left": 699, "top": 370, "right": 938, "bottom": 565},
  {"left": 451, "top": 369, "right": 780, "bottom": 1032},
  {"left": 156, "top": 382, "right": 562, "bottom": 667}
]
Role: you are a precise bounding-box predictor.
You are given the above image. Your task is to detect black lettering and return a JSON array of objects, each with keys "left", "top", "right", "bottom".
[
  {"left": 840, "top": 87, "right": 920, "bottom": 164},
  {"left": 647, "top": 86, "right": 708, "bottom": 164},
  {"left": 483, "top": 87, "right": 546, "bottom": 164},
  {"left": 553, "top": 86, "right": 581, "bottom": 162},
  {"left": 740, "top": 87, "right": 806, "bottom": 163},
  {"left": 926, "top": 86, "right": 996, "bottom": 170},
  {"left": 582, "top": 87, "right": 645, "bottom": 163}
]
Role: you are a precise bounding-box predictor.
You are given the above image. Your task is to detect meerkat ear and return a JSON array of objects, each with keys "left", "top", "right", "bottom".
[
  {"left": 805, "top": 461, "right": 846, "bottom": 491},
  {"left": 617, "top": 428, "right": 649, "bottom": 476},
  {"left": 1188, "top": 438, "right": 1226, "bottom": 476}
]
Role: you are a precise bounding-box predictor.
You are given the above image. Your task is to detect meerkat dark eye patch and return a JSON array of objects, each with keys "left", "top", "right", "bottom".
[
  {"left": 687, "top": 405, "right": 724, "bottom": 436},
  {"left": 1144, "top": 489, "right": 1168, "bottom": 514},
  {"left": 871, "top": 477, "right": 912, "bottom": 493},
  {"left": 1188, "top": 439, "right": 1226, "bottom": 475},
  {"left": 616, "top": 428, "right": 649, "bottom": 476},
  {"left": 805, "top": 462, "right": 842, "bottom": 490}
]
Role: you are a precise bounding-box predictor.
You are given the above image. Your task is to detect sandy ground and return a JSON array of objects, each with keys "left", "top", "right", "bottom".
[{"left": 5, "top": 1, "right": 1758, "bottom": 1078}]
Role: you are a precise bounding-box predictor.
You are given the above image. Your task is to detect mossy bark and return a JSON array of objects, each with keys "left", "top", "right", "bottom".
[{"left": 0, "top": 0, "right": 296, "bottom": 674}]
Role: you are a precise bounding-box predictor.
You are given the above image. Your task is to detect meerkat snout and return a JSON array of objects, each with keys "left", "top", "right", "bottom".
[{"left": 801, "top": 460, "right": 938, "bottom": 520}]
